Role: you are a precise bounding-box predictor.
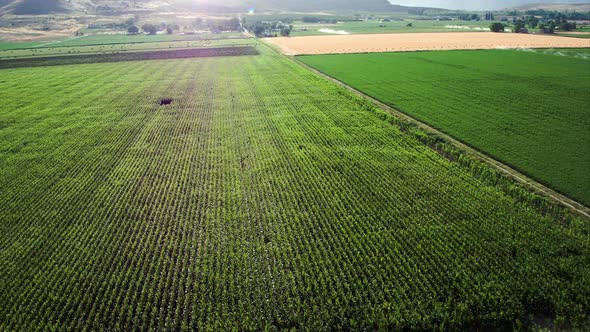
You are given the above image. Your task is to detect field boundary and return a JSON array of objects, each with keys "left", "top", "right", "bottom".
[{"left": 291, "top": 54, "right": 590, "bottom": 219}]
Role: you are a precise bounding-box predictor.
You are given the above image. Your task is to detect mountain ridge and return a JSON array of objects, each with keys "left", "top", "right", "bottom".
[
  {"left": 0, "top": 0, "right": 421, "bottom": 15},
  {"left": 508, "top": 2, "right": 590, "bottom": 11}
]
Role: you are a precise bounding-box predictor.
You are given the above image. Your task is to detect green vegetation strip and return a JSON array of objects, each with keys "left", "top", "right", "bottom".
[
  {"left": 0, "top": 41, "right": 46, "bottom": 50},
  {"left": 49, "top": 32, "right": 246, "bottom": 48},
  {"left": 0, "top": 39, "right": 255, "bottom": 59},
  {"left": 0, "top": 45, "right": 588, "bottom": 330},
  {"left": 290, "top": 19, "right": 492, "bottom": 36},
  {"left": 0, "top": 46, "right": 259, "bottom": 69},
  {"left": 299, "top": 49, "right": 590, "bottom": 206}
]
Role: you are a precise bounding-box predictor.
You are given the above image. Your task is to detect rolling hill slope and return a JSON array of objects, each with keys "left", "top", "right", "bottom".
[
  {"left": 510, "top": 2, "right": 590, "bottom": 11},
  {"left": 1, "top": 0, "right": 424, "bottom": 15}
]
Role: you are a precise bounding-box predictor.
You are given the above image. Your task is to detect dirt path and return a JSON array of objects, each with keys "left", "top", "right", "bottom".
[
  {"left": 267, "top": 32, "right": 590, "bottom": 55},
  {"left": 289, "top": 53, "right": 590, "bottom": 219}
]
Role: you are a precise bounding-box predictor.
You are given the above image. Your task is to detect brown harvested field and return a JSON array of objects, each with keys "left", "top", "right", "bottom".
[{"left": 266, "top": 32, "right": 590, "bottom": 55}]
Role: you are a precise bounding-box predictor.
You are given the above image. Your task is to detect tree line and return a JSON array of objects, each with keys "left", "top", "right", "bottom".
[{"left": 127, "top": 18, "right": 243, "bottom": 35}]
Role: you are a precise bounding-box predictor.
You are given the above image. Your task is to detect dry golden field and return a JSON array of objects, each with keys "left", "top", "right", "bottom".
[{"left": 267, "top": 32, "right": 590, "bottom": 55}]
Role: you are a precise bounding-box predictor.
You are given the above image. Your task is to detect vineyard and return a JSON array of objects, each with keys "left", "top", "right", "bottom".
[
  {"left": 0, "top": 44, "right": 589, "bottom": 330},
  {"left": 299, "top": 49, "right": 590, "bottom": 206}
]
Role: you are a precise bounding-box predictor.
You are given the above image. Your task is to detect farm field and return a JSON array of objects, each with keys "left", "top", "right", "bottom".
[
  {"left": 0, "top": 44, "right": 589, "bottom": 330},
  {"left": 66, "top": 32, "right": 244, "bottom": 46},
  {"left": 268, "top": 32, "right": 590, "bottom": 55},
  {"left": 0, "top": 32, "right": 246, "bottom": 51},
  {"left": 299, "top": 49, "right": 590, "bottom": 205},
  {"left": 0, "top": 38, "right": 255, "bottom": 59},
  {"left": 0, "top": 46, "right": 260, "bottom": 69},
  {"left": 0, "top": 40, "right": 46, "bottom": 50},
  {"left": 51, "top": 32, "right": 246, "bottom": 46},
  {"left": 290, "top": 19, "right": 493, "bottom": 36}
]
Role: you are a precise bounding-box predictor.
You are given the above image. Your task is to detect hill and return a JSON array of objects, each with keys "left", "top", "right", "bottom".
[
  {"left": 0, "top": 0, "right": 64, "bottom": 14},
  {"left": 207, "top": 0, "right": 395, "bottom": 12},
  {"left": 1, "top": 0, "right": 421, "bottom": 15},
  {"left": 510, "top": 2, "right": 590, "bottom": 11},
  {"left": 0, "top": 0, "right": 95, "bottom": 15}
]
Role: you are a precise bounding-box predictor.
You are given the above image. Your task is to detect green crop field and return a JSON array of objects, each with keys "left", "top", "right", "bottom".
[
  {"left": 299, "top": 49, "right": 590, "bottom": 206},
  {"left": 0, "top": 44, "right": 589, "bottom": 330},
  {"left": 0, "top": 41, "right": 46, "bottom": 50},
  {"left": 48, "top": 32, "right": 245, "bottom": 47},
  {"left": 557, "top": 33, "right": 590, "bottom": 39},
  {"left": 290, "top": 20, "right": 493, "bottom": 36},
  {"left": 0, "top": 33, "right": 246, "bottom": 53},
  {"left": 0, "top": 39, "right": 255, "bottom": 60},
  {"left": 0, "top": 46, "right": 259, "bottom": 69}
]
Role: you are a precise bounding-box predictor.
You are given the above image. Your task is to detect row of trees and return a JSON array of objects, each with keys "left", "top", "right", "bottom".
[
  {"left": 457, "top": 13, "right": 481, "bottom": 21},
  {"left": 191, "top": 17, "right": 241, "bottom": 32},
  {"left": 490, "top": 17, "right": 578, "bottom": 33},
  {"left": 246, "top": 21, "right": 293, "bottom": 37},
  {"left": 517, "top": 17, "right": 577, "bottom": 33},
  {"left": 126, "top": 17, "right": 243, "bottom": 36},
  {"left": 517, "top": 9, "right": 590, "bottom": 21},
  {"left": 127, "top": 24, "right": 177, "bottom": 35}
]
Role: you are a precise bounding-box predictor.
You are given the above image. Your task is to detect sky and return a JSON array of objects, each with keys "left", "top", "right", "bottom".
[{"left": 390, "top": 0, "right": 590, "bottom": 10}]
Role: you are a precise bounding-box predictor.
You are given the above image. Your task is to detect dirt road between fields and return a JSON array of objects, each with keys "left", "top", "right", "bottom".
[{"left": 267, "top": 32, "right": 590, "bottom": 55}]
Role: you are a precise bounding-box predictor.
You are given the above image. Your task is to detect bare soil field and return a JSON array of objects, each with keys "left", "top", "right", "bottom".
[
  {"left": 0, "top": 23, "right": 82, "bottom": 42},
  {"left": 266, "top": 32, "right": 590, "bottom": 55}
]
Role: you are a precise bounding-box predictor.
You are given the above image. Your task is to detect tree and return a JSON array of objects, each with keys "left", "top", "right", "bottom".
[
  {"left": 406, "top": 23, "right": 413, "bottom": 27},
  {"left": 512, "top": 22, "right": 525, "bottom": 33},
  {"left": 489, "top": 23, "right": 504, "bottom": 33},
  {"left": 229, "top": 18, "right": 241, "bottom": 31},
  {"left": 141, "top": 24, "right": 158, "bottom": 35},
  {"left": 280, "top": 25, "right": 293, "bottom": 37},
  {"left": 128, "top": 26, "right": 139, "bottom": 34},
  {"left": 193, "top": 18, "right": 203, "bottom": 28},
  {"left": 166, "top": 26, "right": 173, "bottom": 34},
  {"left": 525, "top": 16, "right": 539, "bottom": 28},
  {"left": 302, "top": 17, "right": 321, "bottom": 23},
  {"left": 252, "top": 23, "right": 267, "bottom": 37},
  {"left": 558, "top": 21, "right": 576, "bottom": 32}
]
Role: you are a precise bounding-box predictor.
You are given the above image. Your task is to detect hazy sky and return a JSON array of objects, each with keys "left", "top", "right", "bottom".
[{"left": 391, "top": 0, "right": 589, "bottom": 10}]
